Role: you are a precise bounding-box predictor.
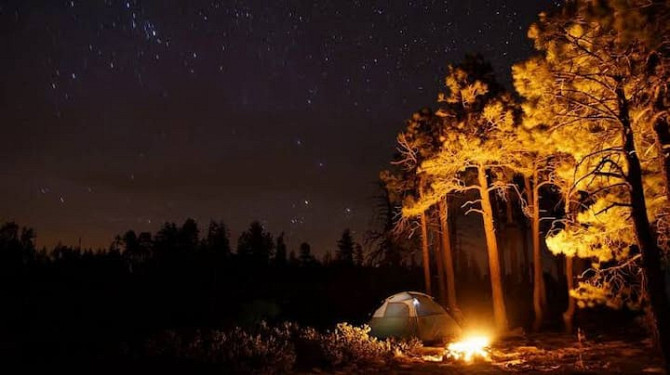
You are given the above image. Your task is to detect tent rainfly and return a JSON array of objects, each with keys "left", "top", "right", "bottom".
[{"left": 368, "top": 291, "right": 461, "bottom": 343}]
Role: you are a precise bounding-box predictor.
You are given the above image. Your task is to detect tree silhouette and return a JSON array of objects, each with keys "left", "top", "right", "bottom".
[
  {"left": 322, "top": 250, "right": 333, "bottom": 266},
  {"left": 121, "top": 229, "right": 138, "bottom": 252},
  {"left": 336, "top": 229, "right": 355, "bottom": 266},
  {"left": 288, "top": 249, "right": 298, "bottom": 266},
  {"left": 0, "top": 221, "right": 34, "bottom": 265},
  {"left": 237, "top": 221, "right": 274, "bottom": 264},
  {"left": 155, "top": 222, "right": 179, "bottom": 257},
  {"left": 203, "top": 220, "right": 231, "bottom": 259},
  {"left": 120, "top": 230, "right": 151, "bottom": 266},
  {"left": 274, "top": 232, "right": 287, "bottom": 266},
  {"left": 298, "top": 242, "right": 316, "bottom": 267},
  {"left": 354, "top": 243, "right": 364, "bottom": 266},
  {"left": 365, "top": 180, "right": 411, "bottom": 267},
  {"left": 179, "top": 218, "right": 200, "bottom": 252}
]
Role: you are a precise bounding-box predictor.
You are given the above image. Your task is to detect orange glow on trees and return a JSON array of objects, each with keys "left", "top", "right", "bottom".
[
  {"left": 514, "top": 0, "right": 670, "bottom": 369},
  {"left": 383, "top": 108, "right": 446, "bottom": 299},
  {"left": 380, "top": 4, "right": 670, "bottom": 366},
  {"left": 403, "top": 56, "right": 517, "bottom": 332}
]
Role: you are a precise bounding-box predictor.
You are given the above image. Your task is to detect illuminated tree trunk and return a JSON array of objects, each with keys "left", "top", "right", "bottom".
[
  {"left": 653, "top": 117, "right": 670, "bottom": 202},
  {"left": 498, "top": 228, "right": 507, "bottom": 281},
  {"left": 420, "top": 211, "right": 432, "bottom": 296},
  {"left": 439, "top": 196, "right": 458, "bottom": 313},
  {"left": 505, "top": 193, "right": 514, "bottom": 224},
  {"left": 652, "top": 86, "right": 670, "bottom": 202},
  {"left": 563, "top": 255, "right": 576, "bottom": 332},
  {"left": 562, "top": 190, "right": 576, "bottom": 333},
  {"left": 521, "top": 224, "right": 530, "bottom": 284},
  {"left": 617, "top": 84, "right": 670, "bottom": 371},
  {"left": 433, "top": 221, "right": 448, "bottom": 306},
  {"left": 505, "top": 194, "right": 520, "bottom": 280},
  {"left": 556, "top": 254, "right": 565, "bottom": 279},
  {"left": 478, "top": 166, "right": 509, "bottom": 332},
  {"left": 536, "top": 178, "right": 548, "bottom": 305},
  {"left": 494, "top": 197, "right": 507, "bottom": 279},
  {"left": 525, "top": 172, "right": 545, "bottom": 332}
]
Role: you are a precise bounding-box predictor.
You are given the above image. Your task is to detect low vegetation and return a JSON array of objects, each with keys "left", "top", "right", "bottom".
[{"left": 146, "top": 322, "right": 423, "bottom": 373}]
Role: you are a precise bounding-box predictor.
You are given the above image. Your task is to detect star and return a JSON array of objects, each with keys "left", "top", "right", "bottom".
[{"left": 1, "top": 0, "right": 556, "bottom": 252}]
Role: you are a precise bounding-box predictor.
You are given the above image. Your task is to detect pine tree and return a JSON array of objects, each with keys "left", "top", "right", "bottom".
[
  {"left": 155, "top": 222, "right": 179, "bottom": 257},
  {"left": 336, "top": 229, "right": 355, "bottom": 266},
  {"left": 288, "top": 250, "right": 298, "bottom": 266},
  {"left": 322, "top": 250, "right": 333, "bottom": 266},
  {"left": 365, "top": 180, "right": 410, "bottom": 267},
  {"left": 383, "top": 108, "right": 441, "bottom": 295},
  {"left": 204, "top": 220, "right": 230, "bottom": 258},
  {"left": 298, "top": 242, "right": 315, "bottom": 267},
  {"left": 179, "top": 218, "right": 200, "bottom": 252},
  {"left": 514, "top": 1, "right": 670, "bottom": 366},
  {"left": 408, "top": 55, "right": 517, "bottom": 332},
  {"left": 237, "top": 221, "right": 274, "bottom": 264},
  {"left": 388, "top": 107, "right": 457, "bottom": 304},
  {"left": 354, "top": 243, "right": 364, "bottom": 266},
  {"left": 274, "top": 232, "right": 287, "bottom": 266},
  {"left": 438, "top": 196, "right": 458, "bottom": 314},
  {"left": 136, "top": 232, "right": 152, "bottom": 263},
  {"left": 121, "top": 230, "right": 138, "bottom": 256}
]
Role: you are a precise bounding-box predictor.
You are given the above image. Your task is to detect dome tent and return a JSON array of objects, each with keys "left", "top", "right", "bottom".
[{"left": 368, "top": 291, "right": 461, "bottom": 343}]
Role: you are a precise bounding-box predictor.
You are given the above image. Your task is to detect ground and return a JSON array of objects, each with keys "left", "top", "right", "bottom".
[{"left": 302, "top": 332, "right": 665, "bottom": 374}]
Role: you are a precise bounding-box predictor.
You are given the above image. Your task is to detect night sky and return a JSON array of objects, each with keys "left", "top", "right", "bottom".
[{"left": 1, "top": 0, "right": 555, "bottom": 254}]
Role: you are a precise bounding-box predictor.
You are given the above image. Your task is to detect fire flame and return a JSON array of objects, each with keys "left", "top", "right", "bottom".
[{"left": 446, "top": 335, "right": 491, "bottom": 362}]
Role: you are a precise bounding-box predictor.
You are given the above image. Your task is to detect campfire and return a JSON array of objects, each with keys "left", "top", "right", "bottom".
[{"left": 445, "top": 334, "right": 491, "bottom": 362}]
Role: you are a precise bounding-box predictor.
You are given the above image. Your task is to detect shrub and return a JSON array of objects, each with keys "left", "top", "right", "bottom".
[
  {"left": 146, "top": 321, "right": 423, "bottom": 372},
  {"left": 316, "top": 323, "right": 391, "bottom": 367},
  {"left": 146, "top": 322, "right": 296, "bottom": 374}
]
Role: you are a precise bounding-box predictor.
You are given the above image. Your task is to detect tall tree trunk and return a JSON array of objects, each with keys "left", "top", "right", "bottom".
[
  {"left": 556, "top": 254, "right": 566, "bottom": 279},
  {"left": 452, "top": 202, "right": 462, "bottom": 282},
  {"left": 505, "top": 192, "right": 515, "bottom": 224},
  {"left": 653, "top": 116, "right": 670, "bottom": 202},
  {"left": 439, "top": 196, "right": 459, "bottom": 314},
  {"left": 563, "top": 255, "right": 576, "bottom": 332},
  {"left": 420, "top": 211, "right": 432, "bottom": 296},
  {"left": 653, "top": 85, "right": 670, "bottom": 202},
  {"left": 478, "top": 166, "right": 509, "bottom": 332},
  {"left": 521, "top": 222, "right": 530, "bottom": 284},
  {"left": 523, "top": 177, "right": 533, "bottom": 286},
  {"left": 562, "top": 190, "right": 576, "bottom": 333},
  {"left": 505, "top": 195, "right": 520, "bottom": 280},
  {"left": 526, "top": 173, "right": 545, "bottom": 332},
  {"left": 617, "top": 84, "right": 670, "bottom": 372},
  {"left": 433, "top": 221, "right": 448, "bottom": 306},
  {"left": 493, "top": 196, "right": 507, "bottom": 280},
  {"left": 536, "top": 176, "right": 548, "bottom": 309},
  {"left": 498, "top": 226, "right": 507, "bottom": 281}
]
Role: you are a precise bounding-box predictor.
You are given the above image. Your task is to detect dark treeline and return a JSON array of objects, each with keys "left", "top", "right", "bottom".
[
  {"left": 0, "top": 213, "right": 623, "bottom": 371},
  {"left": 0, "top": 219, "right": 424, "bottom": 370}
]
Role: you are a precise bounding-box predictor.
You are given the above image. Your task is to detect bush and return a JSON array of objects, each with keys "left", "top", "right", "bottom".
[
  {"left": 146, "top": 322, "right": 296, "bottom": 374},
  {"left": 146, "top": 321, "right": 422, "bottom": 372},
  {"left": 317, "top": 323, "right": 391, "bottom": 366}
]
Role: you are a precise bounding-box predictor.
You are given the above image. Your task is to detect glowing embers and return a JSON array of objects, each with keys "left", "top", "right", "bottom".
[{"left": 445, "top": 335, "right": 491, "bottom": 363}]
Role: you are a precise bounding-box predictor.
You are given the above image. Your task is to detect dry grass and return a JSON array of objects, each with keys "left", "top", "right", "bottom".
[{"left": 146, "top": 323, "right": 664, "bottom": 374}]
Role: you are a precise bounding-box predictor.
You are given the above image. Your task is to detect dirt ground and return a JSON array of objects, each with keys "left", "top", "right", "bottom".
[{"left": 307, "top": 332, "right": 666, "bottom": 374}]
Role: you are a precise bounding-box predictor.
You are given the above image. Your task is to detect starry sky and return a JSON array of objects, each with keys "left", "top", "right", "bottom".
[{"left": 0, "top": 0, "right": 556, "bottom": 254}]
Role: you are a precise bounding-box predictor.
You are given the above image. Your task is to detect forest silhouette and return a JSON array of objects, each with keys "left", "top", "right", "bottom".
[{"left": 0, "top": 212, "right": 590, "bottom": 371}]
